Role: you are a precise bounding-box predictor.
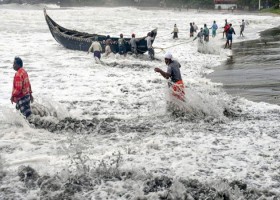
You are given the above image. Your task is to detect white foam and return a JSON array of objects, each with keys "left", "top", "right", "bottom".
[{"left": 0, "top": 7, "right": 280, "bottom": 195}]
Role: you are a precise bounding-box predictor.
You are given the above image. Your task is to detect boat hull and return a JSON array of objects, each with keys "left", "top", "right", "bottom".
[{"left": 44, "top": 9, "right": 157, "bottom": 54}]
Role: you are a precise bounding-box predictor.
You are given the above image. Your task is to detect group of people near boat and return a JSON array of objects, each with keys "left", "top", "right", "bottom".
[
  {"left": 10, "top": 18, "right": 246, "bottom": 119},
  {"left": 87, "top": 31, "right": 156, "bottom": 61}
]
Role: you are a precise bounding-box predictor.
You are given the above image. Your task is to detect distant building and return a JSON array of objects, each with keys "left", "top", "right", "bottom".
[{"left": 214, "top": 0, "right": 237, "bottom": 10}]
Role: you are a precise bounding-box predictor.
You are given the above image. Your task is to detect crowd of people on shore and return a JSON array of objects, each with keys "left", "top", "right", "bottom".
[{"left": 177, "top": 19, "right": 246, "bottom": 49}]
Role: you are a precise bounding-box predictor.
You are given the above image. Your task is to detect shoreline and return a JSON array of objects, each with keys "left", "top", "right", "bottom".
[{"left": 208, "top": 26, "right": 280, "bottom": 105}]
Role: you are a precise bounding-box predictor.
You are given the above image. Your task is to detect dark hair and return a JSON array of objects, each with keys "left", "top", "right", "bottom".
[{"left": 14, "top": 57, "right": 23, "bottom": 67}]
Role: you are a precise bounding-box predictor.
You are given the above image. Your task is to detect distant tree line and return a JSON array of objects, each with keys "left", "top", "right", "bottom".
[
  {"left": 1, "top": 0, "right": 57, "bottom": 4},
  {"left": 59, "top": 0, "right": 279, "bottom": 9},
  {"left": 2, "top": 0, "right": 279, "bottom": 10}
]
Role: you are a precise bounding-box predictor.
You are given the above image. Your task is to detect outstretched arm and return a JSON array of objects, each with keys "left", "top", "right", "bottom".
[
  {"left": 88, "top": 43, "right": 93, "bottom": 54},
  {"left": 154, "top": 68, "right": 171, "bottom": 79}
]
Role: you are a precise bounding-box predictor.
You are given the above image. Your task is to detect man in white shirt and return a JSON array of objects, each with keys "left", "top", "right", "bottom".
[
  {"left": 171, "top": 24, "right": 179, "bottom": 39},
  {"left": 145, "top": 32, "right": 154, "bottom": 60},
  {"left": 88, "top": 36, "right": 103, "bottom": 60}
]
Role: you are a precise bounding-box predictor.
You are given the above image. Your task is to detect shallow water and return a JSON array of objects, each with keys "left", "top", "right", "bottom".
[
  {"left": 208, "top": 27, "right": 280, "bottom": 105},
  {"left": 0, "top": 4, "right": 280, "bottom": 199}
]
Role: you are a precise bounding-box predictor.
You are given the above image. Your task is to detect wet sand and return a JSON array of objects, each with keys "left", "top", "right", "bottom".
[{"left": 207, "top": 27, "right": 280, "bottom": 105}]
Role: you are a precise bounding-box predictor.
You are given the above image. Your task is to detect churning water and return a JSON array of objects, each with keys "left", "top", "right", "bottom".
[{"left": 0, "top": 4, "right": 280, "bottom": 199}]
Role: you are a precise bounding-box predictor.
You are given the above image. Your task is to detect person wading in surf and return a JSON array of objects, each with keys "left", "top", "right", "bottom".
[
  {"left": 193, "top": 28, "right": 204, "bottom": 43},
  {"left": 171, "top": 24, "right": 179, "bottom": 39},
  {"left": 145, "top": 32, "right": 155, "bottom": 60},
  {"left": 118, "top": 33, "right": 127, "bottom": 56},
  {"left": 88, "top": 36, "right": 103, "bottom": 60},
  {"left": 129, "top": 33, "right": 138, "bottom": 55},
  {"left": 224, "top": 23, "right": 236, "bottom": 49},
  {"left": 154, "top": 52, "right": 185, "bottom": 101},
  {"left": 209, "top": 20, "right": 218, "bottom": 38},
  {"left": 11, "top": 57, "right": 33, "bottom": 118},
  {"left": 240, "top": 19, "right": 245, "bottom": 37},
  {"left": 104, "top": 35, "right": 112, "bottom": 56}
]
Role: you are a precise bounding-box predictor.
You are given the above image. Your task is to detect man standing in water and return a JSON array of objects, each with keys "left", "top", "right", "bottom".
[
  {"left": 104, "top": 35, "right": 112, "bottom": 56},
  {"left": 193, "top": 22, "right": 198, "bottom": 33},
  {"left": 11, "top": 57, "right": 33, "bottom": 118},
  {"left": 224, "top": 24, "right": 236, "bottom": 49},
  {"left": 118, "top": 33, "right": 127, "bottom": 56},
  {"left": 223, "top": 19, "right": 229, "bottom": 39},
  {"left": 171, "top": 24, "right": 179, "bottom": 39},
  {"left": 190, "top": 22, "right": 195, "bottom": 37},
  {"left": 154, "top": 52, "right": 185, "bottom": 101},
  {"left": 203, "top": 24, "right": 210, "bottom": 42},
  {"left": 210, "top": 20, "right": 218, "bottom": 38},
  {"left": 240, "top": 19, "right": 245, "bottom": 37},
  {"left": 129, "top": 33, "right": 138, "bottom": 55},
  {"left": 88, "top": 36, "right": 103, "bottom": 60},
  {"left": 145, "top": 32, "right": 155, "bottom": 60},
  {"left": 193, "top": 28, "right": 204, "bottom": 43}
]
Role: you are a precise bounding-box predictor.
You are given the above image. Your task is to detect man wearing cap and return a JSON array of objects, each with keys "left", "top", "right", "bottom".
[
  {"left": 154, "top": 52, "right": 185, "bottom": 101},
  {"left": 11, "top": 57, "right": 33, "bottom": 118},
  {"left": 88, "top": 36, "right": 103, "bottom": 60}
]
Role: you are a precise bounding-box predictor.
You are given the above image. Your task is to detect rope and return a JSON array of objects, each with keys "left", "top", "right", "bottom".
[
  {"left": 156, "top": 33, "right": 174, "bottom": 38},
  {"left": 154, "top": 39, "right": 194, "bottom": 53}
]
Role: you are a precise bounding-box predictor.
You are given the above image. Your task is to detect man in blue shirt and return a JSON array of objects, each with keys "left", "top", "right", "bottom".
[{"left": 224, "top": 24, "right": 236, "bottom": 49}]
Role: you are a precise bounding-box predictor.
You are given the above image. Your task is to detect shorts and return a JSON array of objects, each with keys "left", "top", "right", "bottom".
[
  {"left": 94, "top": 51, "right": 101, "bottom": 59},
  {"left": 227, "top": 34, "right": 233, "bottom": 41}
]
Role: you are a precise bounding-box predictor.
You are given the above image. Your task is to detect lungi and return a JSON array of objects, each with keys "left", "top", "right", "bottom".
[
  {"left": 171, "top": 80, "right": 185, "bottom": 101},
  {"left": 16, "top": 95, "right": 32, "bottom": 118}
]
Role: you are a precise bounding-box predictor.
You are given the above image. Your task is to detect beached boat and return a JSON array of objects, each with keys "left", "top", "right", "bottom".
[{"left": 44, "top": 9, "right": 157, "bottom": 54}]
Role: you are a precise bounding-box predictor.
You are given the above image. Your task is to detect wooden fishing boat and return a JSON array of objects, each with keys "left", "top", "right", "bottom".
[{"left": 44, "top": 9, "right": 157, "bottom": 54}]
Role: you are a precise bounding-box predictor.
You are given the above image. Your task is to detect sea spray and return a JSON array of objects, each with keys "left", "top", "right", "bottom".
[{"left": 165, "top": 85, "right": 227, "bottom": 122}]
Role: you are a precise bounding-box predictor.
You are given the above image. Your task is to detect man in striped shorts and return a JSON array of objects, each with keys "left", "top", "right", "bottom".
[{"left": 10, "top": 57, "right": 33, "bottom": 118}]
